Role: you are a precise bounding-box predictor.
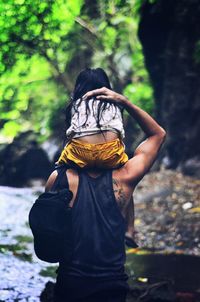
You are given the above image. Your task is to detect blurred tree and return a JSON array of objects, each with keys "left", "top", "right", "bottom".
[
  {"left": 0, "top": 0, "right": 84, "bottom": 140},
  {"left": 0, "top": 0, "right": 153, "bottom": 149},
  {"left": 139, "top": 0, "right": 200, "bottom": 169}
]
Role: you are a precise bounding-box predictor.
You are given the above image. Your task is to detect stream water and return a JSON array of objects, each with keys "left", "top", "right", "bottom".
[
  {"left": 0, "top": 184, "right": 200, "bottom": 302},
  {"left": 0, "top": 186, "right": 57, "bottom": 302}
]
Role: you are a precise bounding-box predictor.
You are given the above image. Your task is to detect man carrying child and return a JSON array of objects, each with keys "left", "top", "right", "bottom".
[{"left": 45, "top": 68, "right": 166, "bottom": 302}]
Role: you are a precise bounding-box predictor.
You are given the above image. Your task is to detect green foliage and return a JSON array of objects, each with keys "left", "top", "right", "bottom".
[
  {"left": 40, "top": 266, "right": 58, "bottom": 278},
  {"left": 0, "top": 0, "right": 154, "bottom": 141},
  {"left": 91, "top": 1, "right": 154, "bottom": 112},
  {"left": 0, "top": 0, "right": 83, "bottom": 73},
  {"left": 124, "top": 82, "right": 153, "bottom": 114},
  {"left": 0, "top": 0, "right": 83, "bottom": 140},
  {"left": 0, "top": 53, "right": 64, "bottom": 139}
]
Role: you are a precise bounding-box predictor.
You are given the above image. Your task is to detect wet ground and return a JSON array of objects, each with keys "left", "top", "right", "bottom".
[
  {"left": 0, "top": 169, "right": 199, "bottom": 301},
  {"left": 133, "top": 168, "right": 200, "bottom": 255},
  {"left": 0, "top": 185, "right": 57, "bottom": 302}
]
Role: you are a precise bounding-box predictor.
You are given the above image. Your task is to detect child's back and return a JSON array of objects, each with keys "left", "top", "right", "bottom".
[
  {"left": 57, "top": 97, "right": 128, "bottom": 169},
  {"left": 66, "top": 97, "right": 124, "bottom": 143}
]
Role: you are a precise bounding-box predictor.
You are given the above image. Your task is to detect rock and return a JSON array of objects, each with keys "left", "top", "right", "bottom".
[
  {"left": 127, "top": 280, "right": 176, "bottom": 302},
  {"left": 135, "top": 187, "right": 172, "bottom": 203},
  {"left": 40, "top": 281, "right": 55, "bottom": 302},
  {"left": 181, "top": 157, "right": 200, "bottom": 178},
  {"left": 16, "top": 141, "right": 52, "bottom": 182},
  {"left": 42, "top": 139, "right": 62, "bottom": 162},
  {"left": 162, "top": 156, "right": 177, "bottom": 170},
  {"left": 0, "top": 131, "right": 53, "bottom": 186}
]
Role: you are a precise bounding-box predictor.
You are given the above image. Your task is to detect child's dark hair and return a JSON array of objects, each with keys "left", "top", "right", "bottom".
[{"left": 65, "top": 68, "right": 120, "bottom": 132}]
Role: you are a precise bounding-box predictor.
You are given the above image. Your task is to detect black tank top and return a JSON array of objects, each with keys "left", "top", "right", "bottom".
[{"left": 59, "top": 168, "right": 127, "bottom": 281}]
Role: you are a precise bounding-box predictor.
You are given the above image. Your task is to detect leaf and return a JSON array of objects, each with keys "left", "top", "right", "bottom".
[
  {"left": 189, "top": 207, "right": 200, "bottom": 213},
  {"left": 135, "top": 218, "right": 142, "bottom": 226}
]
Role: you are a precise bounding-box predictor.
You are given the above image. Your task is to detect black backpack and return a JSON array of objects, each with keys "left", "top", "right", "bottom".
[{"left": 29, "top": 166, "right": 73, "bottom": 263}]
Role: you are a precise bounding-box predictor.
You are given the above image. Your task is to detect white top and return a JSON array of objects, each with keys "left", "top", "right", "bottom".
[{"left": 66, "top": 98, "right": 125, "bottom": 139}]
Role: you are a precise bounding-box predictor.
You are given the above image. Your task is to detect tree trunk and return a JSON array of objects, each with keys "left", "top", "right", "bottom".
[{"left": 138, "top": 0, "right": 200, "bottom": 172}]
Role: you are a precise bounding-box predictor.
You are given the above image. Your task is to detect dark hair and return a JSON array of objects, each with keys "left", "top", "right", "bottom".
[
  {"left": 65, "top": 68, "right": 120, "bottom": 137},
  {"left": 73, "top": 68, "right": 112, "bottom": 101}
]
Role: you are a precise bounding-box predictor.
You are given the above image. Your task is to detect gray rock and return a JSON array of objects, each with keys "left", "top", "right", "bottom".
[
  {"left": 181, "top": 157, "right": 200, "bottom": 178},
  {"left": 0, "top": 131, "right": 53, "bottom": 186}
]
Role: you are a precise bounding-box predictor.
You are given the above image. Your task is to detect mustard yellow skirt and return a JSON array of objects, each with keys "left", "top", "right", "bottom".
[{"left": 57, "top": 138, "right": 128, "bottom": 169}]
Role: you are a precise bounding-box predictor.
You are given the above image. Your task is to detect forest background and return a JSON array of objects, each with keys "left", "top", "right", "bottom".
[
  {"left": 0, "top": 0, "right": 200, "bottom": 184},
  {"left": 0, "top": 2, "right": 200, "bottom": 300}
]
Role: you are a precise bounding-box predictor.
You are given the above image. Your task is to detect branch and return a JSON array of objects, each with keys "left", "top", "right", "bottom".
[{"left": 75, "top": 17, "right": 98, "bottom": 37}]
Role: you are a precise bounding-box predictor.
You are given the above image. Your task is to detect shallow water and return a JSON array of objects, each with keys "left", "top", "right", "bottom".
[
  {"left": 0, "top": 186, "right": 56, "bottom": 302},
  {"left": 126, "top": 253, "right": 200, "bottom": 292}
]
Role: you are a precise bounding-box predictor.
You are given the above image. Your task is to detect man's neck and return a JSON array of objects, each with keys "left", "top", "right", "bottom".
[{"left": 85, "top": 168, "right": 106, "bottom": 178}]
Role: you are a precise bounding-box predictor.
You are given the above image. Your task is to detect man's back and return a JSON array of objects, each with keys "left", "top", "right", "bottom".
[
  {"left": 59, "top": 168, "right": 127, "bottom": 280},
  {"left": 48, "top": 166, "right": 130, "bottom": 302}
]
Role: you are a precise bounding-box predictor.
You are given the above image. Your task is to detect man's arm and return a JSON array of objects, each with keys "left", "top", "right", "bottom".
[
  {"left": 45, "top": 170, "right": 58, "bottom": 192},
  {"left": 83, "top": 87, "right": 166, "bottom": 185},
  {"left": 122, "top": 97, "right": 166, "bottom": 185}
]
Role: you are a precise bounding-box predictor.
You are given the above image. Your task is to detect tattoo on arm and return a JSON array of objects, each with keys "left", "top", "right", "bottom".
[
  {"left": 113, "top": 178, "right": 127, "bottom": 210},
  {"left": 113, "top": 179, "right": 135, "bottom": 234}
]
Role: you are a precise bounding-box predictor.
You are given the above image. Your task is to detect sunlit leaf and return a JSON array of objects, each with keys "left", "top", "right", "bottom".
[
  {"left": 2, "top": 120, "right": 21, "bottom": 137},
  {"left": 189, "top": 207, "right": 200, "bottom": 213}
]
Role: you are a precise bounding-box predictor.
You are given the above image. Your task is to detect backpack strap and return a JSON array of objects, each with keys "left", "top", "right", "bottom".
[{"left": 51, "top": 165, "right": 70, "bottom": 191}]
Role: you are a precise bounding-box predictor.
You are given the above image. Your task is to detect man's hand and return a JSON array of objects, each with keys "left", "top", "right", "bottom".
[{"left": 82, "top": 87, "right": 127, "bottom": 105}]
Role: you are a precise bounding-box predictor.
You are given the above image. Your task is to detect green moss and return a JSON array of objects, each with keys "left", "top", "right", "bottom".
[
  {"left": 0, "top": 243, "right": 32, "bottom": 262},
  {"left": 40, "top": 266, "right": 58, "bottom": 278},
  {"left": 14, "top": 235, "right": 33, "bottom": 243}
]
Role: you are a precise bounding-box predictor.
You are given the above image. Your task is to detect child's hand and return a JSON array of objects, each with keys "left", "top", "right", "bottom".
[{"left": 82, "top": 87, "right": 127, "bottom": 106}]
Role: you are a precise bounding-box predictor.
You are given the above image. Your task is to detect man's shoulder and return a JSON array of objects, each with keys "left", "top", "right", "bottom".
[
  {"left": 113, "top": 158, "right": 140, "bottom": 188},
  {"left": 113, "top": 163, "right": 131, "bottom": 183}
]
